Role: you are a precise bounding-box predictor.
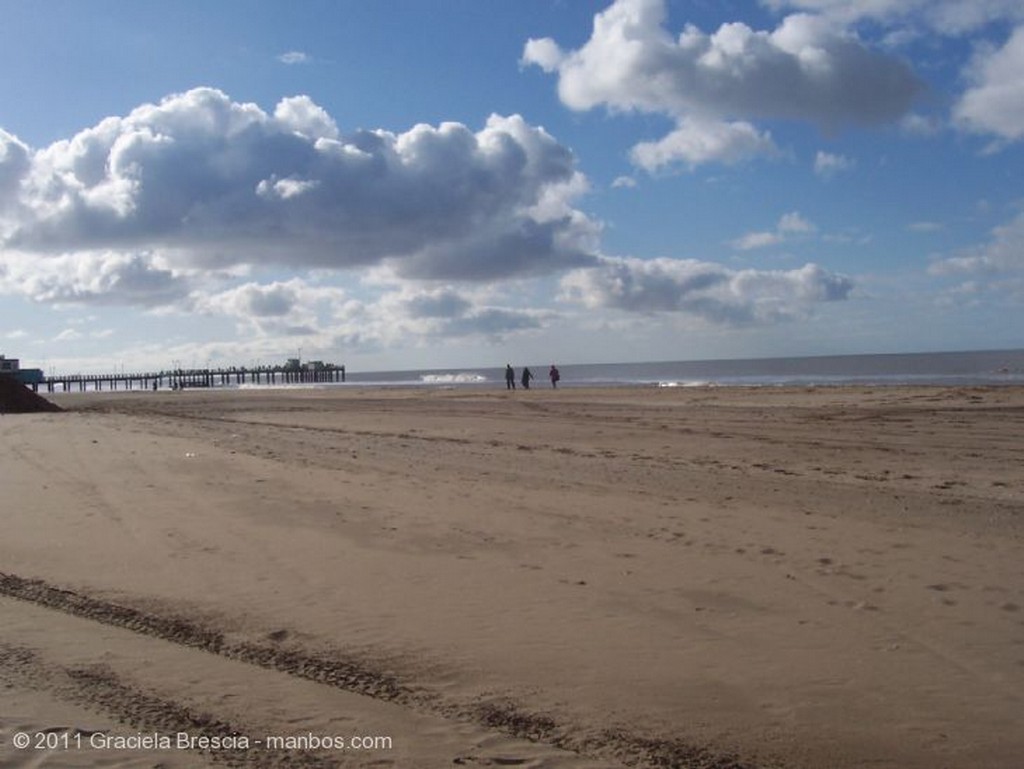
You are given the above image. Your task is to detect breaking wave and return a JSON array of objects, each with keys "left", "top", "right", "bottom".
[{"left": 420, "top": 373, "right": 488, "bottom": 384}]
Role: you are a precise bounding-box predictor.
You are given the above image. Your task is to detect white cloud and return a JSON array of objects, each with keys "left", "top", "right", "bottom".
[
  {"left": 762, "top": 0, "right": 1024, "bottom": 35},
  {"left": 277, "top": 51, "right": 312, "bottom": 65},
  {"left": 520, "top": 38, "right": 564, "bottom": 72},
  {"left": 0, "top": 76, "right": 879, "bottom": 358},
  {"left": 0, "top": 250, "right": 191, "bottom": 307},
  {"left": 391, "top": 289, "right": 547, "bottom": 339},
  {"left": 929, "top": 209, "right": 1024, "bottom": 274},
  {"left": 255, "top": 176, "right": 321, "bottom": 200},
  {"left": 189, "top": 276, "right": 549, "bottom": 348},
  {"left": 779, "top": 211, "right": 815, "bottom": 233},
  {"left": 765, "top": 2, "right": 1024, "bottom": 144},
  {"left": 0, "top": 88, "right": 599, "bottom": 295},
  {"left": 0, "top": 129, "right": 30, "bottom": 212},
  {"left": 954, "top": 26, "right": 1024, "bottom": 142},
  {"left": 733, "top": 231, "right": 783, "bottom": 251},
  {"left": 733, "top": 211, "right": 816, "bottom": 250},
  {"left": 523, "top": 0, "right": 921, "bottom": 169},
  {"left": 630, "top": 118, "right": 777, "bottom": 171},
  {"left": 195, "top": 279, "right": 347, "bottom": 337},
  {"left": 333, "top": 285, "right": 549, "bottom": 349},
  {"left": 814, "top": 150, "right": 854, "bottom": 176},
  {"left": 399, "top": 287, "right": 473, "bottom": 319},
  {"left": 274, "top": 95, "right": 339, "bottom": 141},
  {"left": 560, "top": 256, "right": 851, "bottom": 324}
]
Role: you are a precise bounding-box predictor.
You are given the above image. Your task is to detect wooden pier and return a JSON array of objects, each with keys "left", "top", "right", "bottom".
[{"left": 33, "top": 363, "right": 345, "bottom": 393}]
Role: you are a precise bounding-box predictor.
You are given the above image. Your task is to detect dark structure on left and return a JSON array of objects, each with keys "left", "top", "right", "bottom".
[{"left": 0, "top": 357, "right": 62, "bottom": 413}]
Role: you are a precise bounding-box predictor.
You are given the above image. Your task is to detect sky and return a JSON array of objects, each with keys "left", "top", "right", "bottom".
[{"left": 1, "top": 0, "right": 1023, "bottom": 375}]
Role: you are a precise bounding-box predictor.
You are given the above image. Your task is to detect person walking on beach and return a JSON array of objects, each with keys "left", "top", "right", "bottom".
[
  {"left": 505, "top": 364, "right": 516, "bottom": 390},
  {"left": 549, "top": 364, "right": 560, "bottom": 389},
  {"left": 521, "top": 366, "right": 533, "bottom": 389}
]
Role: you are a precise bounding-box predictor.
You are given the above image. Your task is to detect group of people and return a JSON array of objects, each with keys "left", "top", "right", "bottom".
[{"left": 505, "top": 364, "right": 559, "bottom": 390}]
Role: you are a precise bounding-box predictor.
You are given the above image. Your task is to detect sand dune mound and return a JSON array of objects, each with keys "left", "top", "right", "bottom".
[{"left": 0, "top": 375, "right": 62, "bottom": 413}]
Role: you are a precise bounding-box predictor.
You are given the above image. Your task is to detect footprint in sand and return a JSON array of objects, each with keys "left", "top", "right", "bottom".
[{"left": 925, "top": 582, "right": 970, "bottom": 592}]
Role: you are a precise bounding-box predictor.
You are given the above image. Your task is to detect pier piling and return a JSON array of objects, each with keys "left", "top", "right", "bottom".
[{"left": 36, "top": 363, "right": 345, "bottom": 393}]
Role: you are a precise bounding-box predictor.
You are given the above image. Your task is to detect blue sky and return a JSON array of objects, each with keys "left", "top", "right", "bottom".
[{"left": 1, "top": 0, "right": 1023, "bottom": 374}]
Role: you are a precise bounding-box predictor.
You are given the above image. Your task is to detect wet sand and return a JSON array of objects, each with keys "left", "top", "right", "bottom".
[{"left": 1, "top": 385, "right": 1022, "bottom": 768}]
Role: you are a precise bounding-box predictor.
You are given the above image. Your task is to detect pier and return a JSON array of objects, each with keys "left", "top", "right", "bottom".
[{"left": 32, "top": 362, "right": 345, "bottom": 393}]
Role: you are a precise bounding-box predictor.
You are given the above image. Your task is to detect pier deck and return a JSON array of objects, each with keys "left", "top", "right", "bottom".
[{"left": 33, "top": 364, "right": 345, "bottom": 393}]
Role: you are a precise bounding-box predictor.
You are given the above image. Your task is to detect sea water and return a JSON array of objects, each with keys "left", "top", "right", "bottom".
[
  {"left": 66, "top": 348, "right": 1020, "bottom": 393},
  {"left": 340, "top": 348, "right": 1024, "bottom": 389}
]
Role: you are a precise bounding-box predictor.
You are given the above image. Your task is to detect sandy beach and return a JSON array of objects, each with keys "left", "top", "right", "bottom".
[{"left": 1, "top": 384, "right": 1021, "bottom": 768}]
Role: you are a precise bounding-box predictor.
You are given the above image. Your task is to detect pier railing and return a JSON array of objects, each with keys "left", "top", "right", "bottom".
[{"left": 32, "top": 364, "right": 345, "bottom": 393}]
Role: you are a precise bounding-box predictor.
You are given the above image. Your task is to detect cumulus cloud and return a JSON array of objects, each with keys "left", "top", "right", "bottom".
[
  {"left": 273, "top": 95, "right": 338, "bottom": 141},
  {"left": 195, "top": 279, "right": 347, "bottom": 337},
  {"left": 401, "top": 287, "right": 473, "bottom": 319},
  {"left": 0, "top": 88, "right": 598, "bottom": 298},
  {"left": 561, "top": 256, "right": 851, "bottom": 324},
  {"left": 732, "top": 211, "right": 816, "bottom": 250},
  {"left": 954, "top": 26, "right": 1024, "bottom": 142},
  {"left": 0, "top": 85, "right": 864, "bottom": 355},
  {"left": 311, "top": 285, "right": 549, "bottom": 351},
  {"left": 762, "top": 0, "right": 1024, "bottom": 35},
  {"left": 814, "top": 150, "right": 854, "bottom": 176},
  {"left": 630, "top": 118, "right": 777, "bottom": 171},
  {"left": 523, "top": 0, "right": 921, "bottom": 168},
  {"left": 732, "top": 231, "right": 782, "bottom": 251},
  {"left": 929, "top": 209, "right": 1024, "bottom": 275},
  {"left": 375, "top": 286, "right": 546, "bottom": 340},
  {"left": 521, "top": 38, "right": 564, "bottom": 72},
  {"left": 0, "top": 250, "right": 191, "bottom": 307},
  {"left": 191, "top": 276, "right": 547, "bottom": 347},
  {"left": 766, "top": 2, "right": 1024, "bottom": 144},
  {"left": 0, "top": 129, "right": 31, "bottom": 211}
]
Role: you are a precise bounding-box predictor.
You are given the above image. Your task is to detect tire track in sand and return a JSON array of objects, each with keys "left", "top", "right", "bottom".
[
  {"left": 0, "top": 643, "right": 334, "bottom": 768},
  {"left": 0, "top": 571, "right": 763, "bottom": 769}
]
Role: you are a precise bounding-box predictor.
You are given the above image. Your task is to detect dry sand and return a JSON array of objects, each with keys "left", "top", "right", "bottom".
[{"left": 1, "top": 385, "right": 1021, "bottom": 769}]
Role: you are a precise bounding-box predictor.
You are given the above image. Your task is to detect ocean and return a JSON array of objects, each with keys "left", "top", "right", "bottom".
[{"left": 338, "top": 348, "right": 1024, "bottom": 389}]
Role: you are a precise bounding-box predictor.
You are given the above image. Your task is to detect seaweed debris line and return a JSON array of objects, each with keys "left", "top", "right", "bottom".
[{"left": 0, "top": 374, "right": 62, "bottom": 413}]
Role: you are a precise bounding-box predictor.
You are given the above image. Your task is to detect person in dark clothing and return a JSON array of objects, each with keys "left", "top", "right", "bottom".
[
  {"left": 549, "top": 364, "right": 560, "bottom": 388},
  {"left": 505, "top": 364, "right": 516, "bottom": 390},
  {"left": 521, "top": 366, "right": 533, "bottom": 389}
]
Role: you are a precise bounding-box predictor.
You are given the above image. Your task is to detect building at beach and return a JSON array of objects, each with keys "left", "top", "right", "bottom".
[{"left": 0, "top": 354, "right": 44, "bottom": 385}]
